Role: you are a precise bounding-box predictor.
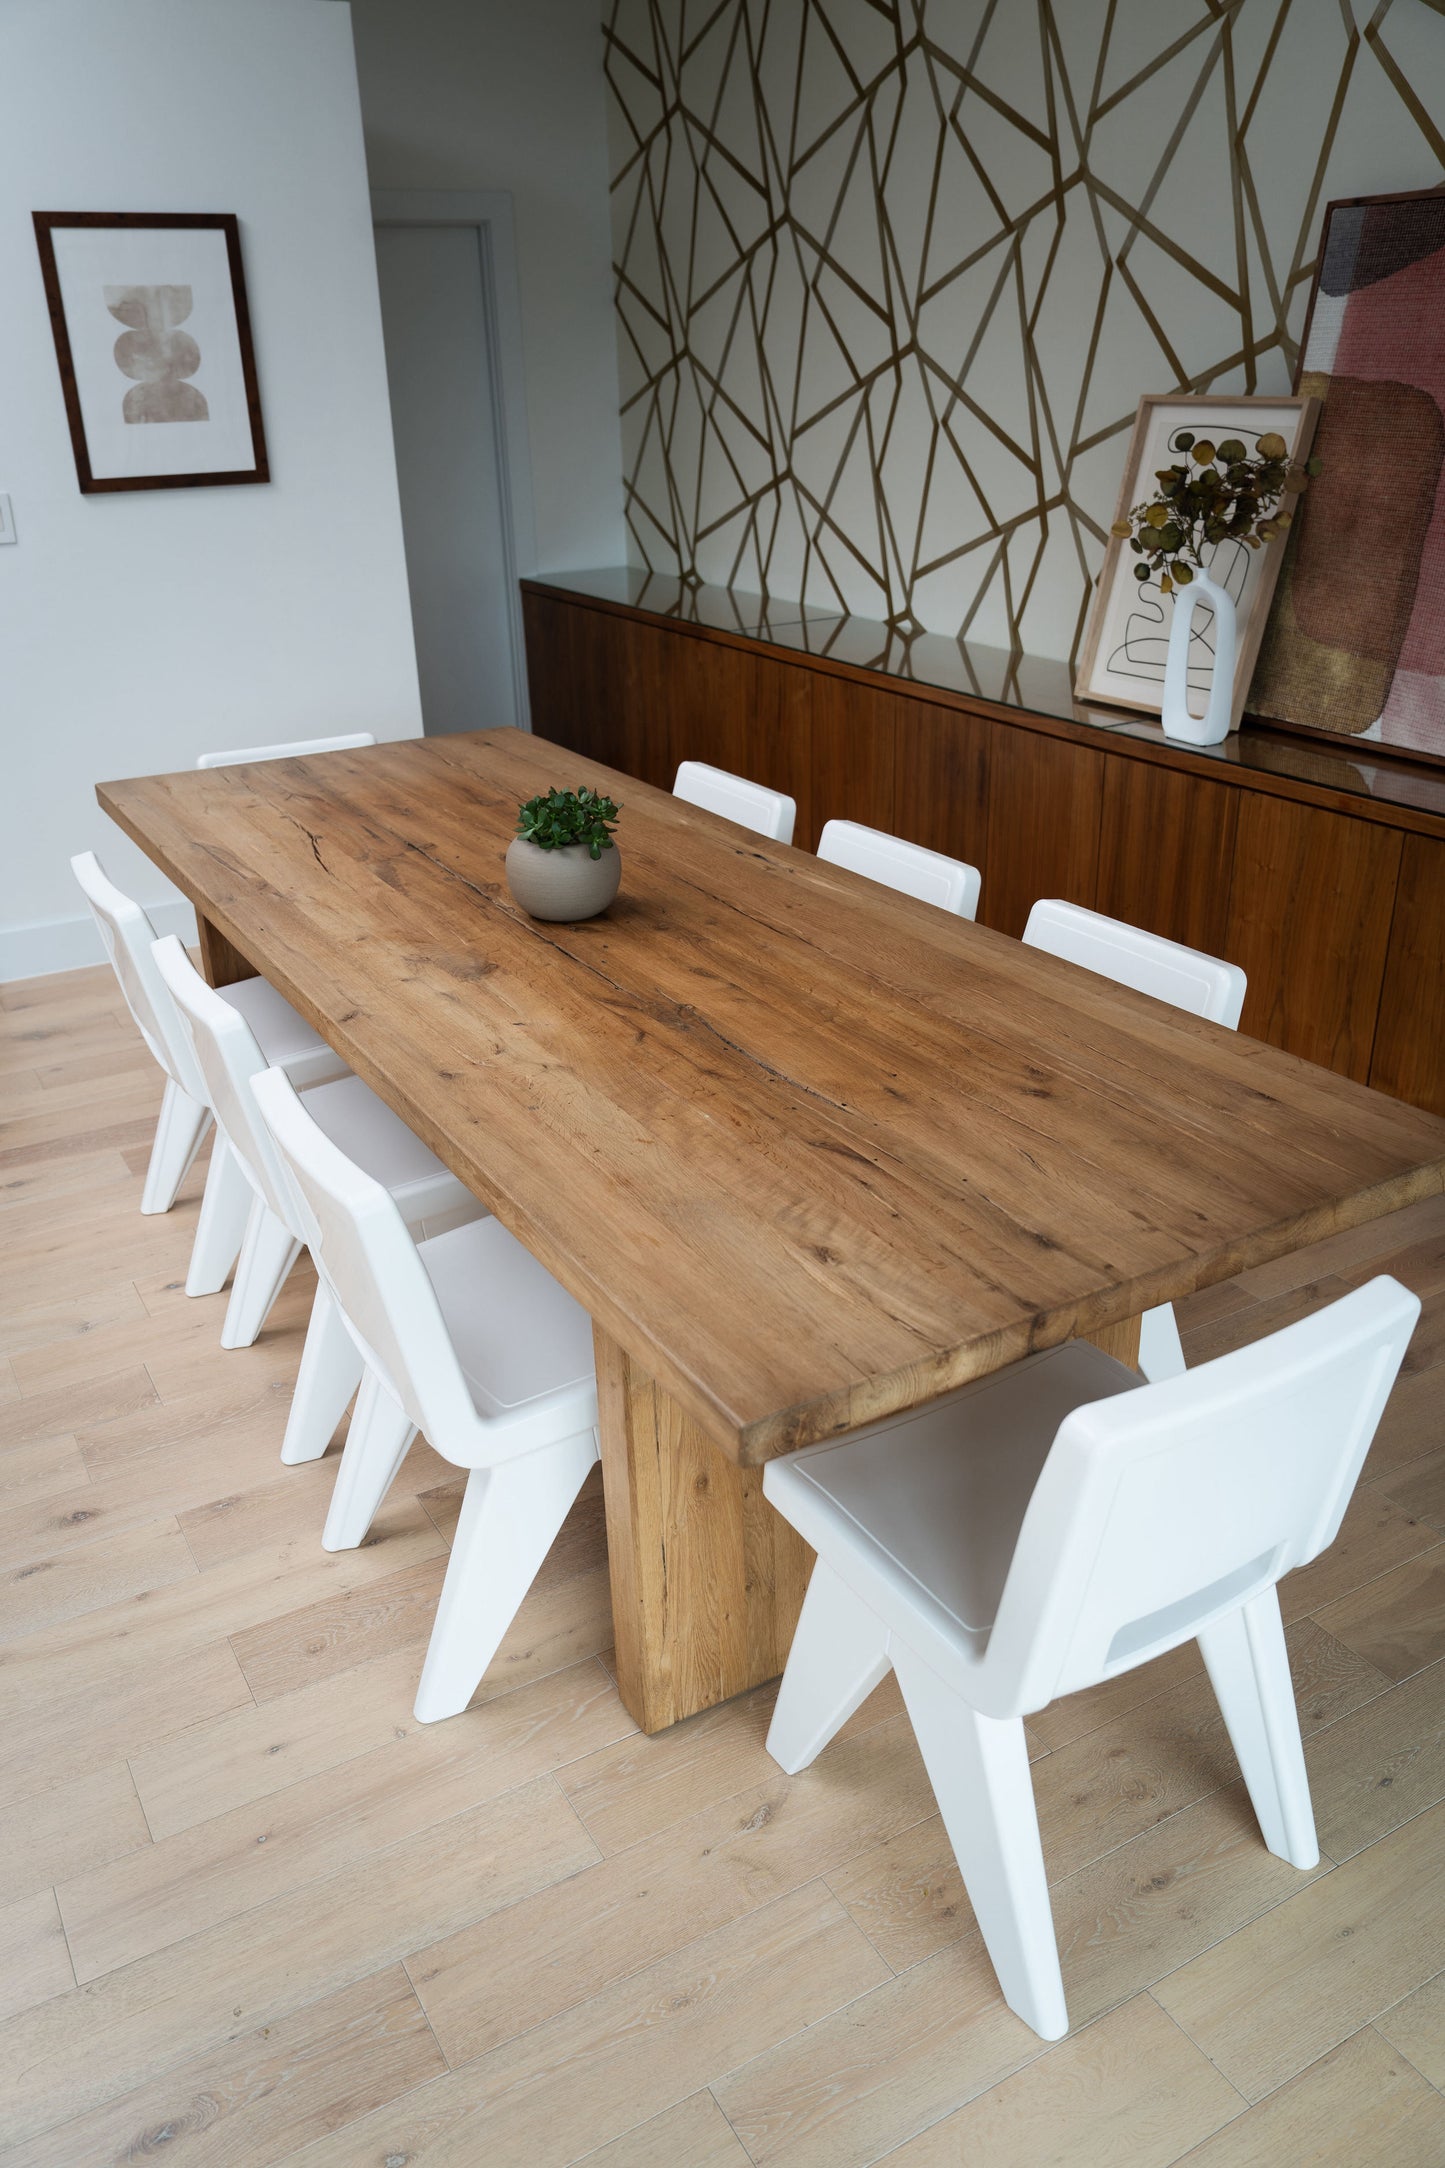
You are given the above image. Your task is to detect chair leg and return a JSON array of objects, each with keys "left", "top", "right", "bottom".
[
  {"left": 140, "top": 1077, "right": 211, "bottom": 1215},
  {"left": 413, "top": 1429, "right": 599, "bottom": 1723},
  {"left": 1143, "top": 1300, "right": 1187, "bottom": 1387},
  {"left": 1138, "top": 1301, "right": 1186, "bottom": 1382},
  {"left": 893, "top": 1645, "right": 1068, "bottom": 2041},
  {"left": 184, "top": 1139, "right": 253, "bottom": 1297},
  {"left": 220, "top": 1195, "right": 302, "bottom": 1350},
  {"left": 282, "top": 1283, "right": 364, "bottom": 1466},
  {"left": 1199, "top": 1588, "right": 1318, "bottom": 1869},
  {"left": 765, "top": 1560, "right": 892, "bottom": 1775},
  {"left": 321, "top": 1369, "right": 417, "bottom": 1549}
]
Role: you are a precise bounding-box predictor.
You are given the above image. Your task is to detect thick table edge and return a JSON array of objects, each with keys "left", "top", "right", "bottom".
[{"left": 732, "top": 1159, "right": 1445, "bottom": 1464}]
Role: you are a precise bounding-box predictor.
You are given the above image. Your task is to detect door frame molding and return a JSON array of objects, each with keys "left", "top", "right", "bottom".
[{"left": 371, "top": 188, "right": 537, "bottom": 730}]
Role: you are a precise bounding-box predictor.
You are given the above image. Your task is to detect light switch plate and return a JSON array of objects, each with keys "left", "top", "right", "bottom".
[{"left": 0, "top": 495, "right": 15, "bottom": 545}]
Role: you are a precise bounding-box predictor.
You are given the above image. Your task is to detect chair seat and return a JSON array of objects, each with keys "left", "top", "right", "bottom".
[
  {"left": 767, "top": 1342, "right": 1140, "bottom": 1647},
  {"left": 303, "top": 1077, "right": 481, "bottom": 1237},
  {"left": 420, "top": 1218, "right": 597, "bottom": 1422},
  {"left": 220, "top": 977, "right": 350, "bottom": 1091}
]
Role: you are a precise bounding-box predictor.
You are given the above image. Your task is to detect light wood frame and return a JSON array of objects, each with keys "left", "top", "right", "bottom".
[{"left": 1076, "top": 394, "right": 1320, "bottom": 731}]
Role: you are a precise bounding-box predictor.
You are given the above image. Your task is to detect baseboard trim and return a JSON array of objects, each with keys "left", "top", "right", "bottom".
[{"left": 0, "top": 898, "right": 199, "bottom": 983}]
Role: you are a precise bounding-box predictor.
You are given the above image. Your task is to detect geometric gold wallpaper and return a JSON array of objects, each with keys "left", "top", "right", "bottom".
[{"left": 605, "top": 0, "right": 1445, "bottom": 663}]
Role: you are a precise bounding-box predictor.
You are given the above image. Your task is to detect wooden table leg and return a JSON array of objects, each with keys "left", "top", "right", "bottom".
[
  {"left": 196, "top": 914, "right": 258, "bottom": 988},
  {"left": 1084, "top": 1312, "right": 1142, "bottom": 1368},
  {"left": 593, "top": 1326, "right": 813, "bottom": 1736},
  {"left": 594, "top": 1309, "right": 1145, "bottom": 1735}
]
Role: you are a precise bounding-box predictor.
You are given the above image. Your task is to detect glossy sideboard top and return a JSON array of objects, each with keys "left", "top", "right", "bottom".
[{"left": 525, "top": 566, "right": 1445, "bottom": 826}]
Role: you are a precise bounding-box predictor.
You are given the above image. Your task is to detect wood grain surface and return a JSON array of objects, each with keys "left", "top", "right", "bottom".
[{"left": 100, "top": 728, "right": 1445, "bottom": 1468}]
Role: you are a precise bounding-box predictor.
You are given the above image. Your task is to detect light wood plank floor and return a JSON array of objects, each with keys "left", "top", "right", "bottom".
[{"left": 2, "top": 963, "right": 1443, "bottom": 2167}]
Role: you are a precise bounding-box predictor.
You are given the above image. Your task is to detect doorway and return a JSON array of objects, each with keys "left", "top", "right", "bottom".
[{"left": 371, "top": 190, "right": 535, "bottom": 736}]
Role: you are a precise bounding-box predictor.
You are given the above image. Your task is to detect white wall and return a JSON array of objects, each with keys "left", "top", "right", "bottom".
[
  {"left": 0, "top": 0, "right": 422, "bottom": 981},
  {"left": 349, "top": 0, "right": 625, "bottom": 577}
]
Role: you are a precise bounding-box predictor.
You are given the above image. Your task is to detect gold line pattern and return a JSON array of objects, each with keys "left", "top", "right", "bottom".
[{"left": 605, "top": 0, "right": 1445, "bottom": 664}]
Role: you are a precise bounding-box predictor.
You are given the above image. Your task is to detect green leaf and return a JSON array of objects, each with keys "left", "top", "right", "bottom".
[{"left": 516, "top": 785, "right": 621, "bottom": 853}]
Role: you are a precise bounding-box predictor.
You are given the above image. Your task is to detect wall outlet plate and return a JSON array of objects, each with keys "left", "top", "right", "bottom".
[{"left": 0, "top": 495, "right": 15, "bottom": 545}]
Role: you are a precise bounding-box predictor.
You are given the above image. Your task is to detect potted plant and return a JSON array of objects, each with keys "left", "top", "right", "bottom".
[
  {"left": 1111, "top": 429, "right": 1320, "bottom": 746},
  {"left": 505, "top": 785, "right": 622, "bottom": 921}
]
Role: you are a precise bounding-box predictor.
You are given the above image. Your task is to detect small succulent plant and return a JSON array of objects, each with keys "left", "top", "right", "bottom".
[
  {"left": 1112, "top": 428, "right": 1322, "bottom": 595},
  {"left": 515, "top": 786, "right": 620, "bottom": 860}
]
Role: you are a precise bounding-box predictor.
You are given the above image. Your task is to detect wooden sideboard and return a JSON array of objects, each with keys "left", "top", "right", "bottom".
[{"left": 521, "top": 571, "right": 1445, "bottom": 1116}]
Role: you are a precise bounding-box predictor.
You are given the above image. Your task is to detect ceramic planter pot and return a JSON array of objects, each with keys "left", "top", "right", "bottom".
[{"left": 505, "top": 837, "right": 621, "bottom": 922}]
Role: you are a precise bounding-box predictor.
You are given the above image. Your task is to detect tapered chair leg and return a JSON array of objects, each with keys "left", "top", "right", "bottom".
[
  {"left": 1138, "top": 1301, "right": 1186, "bottom": 1382},
  {"left": 221, "top": 1195, "right": 302, "bottom": 1350},
  {"left": 282, "top": 1284, "right": 364, "bottom": 1466},
  {"left": 1199, "top": 1589, "right": 1318, "bottom": 1868},
  {"left": 765, "top": 1561, "right": 892, "bottom": 1774},
  {"left": 893, "top": 1646, "right": 1068, "bottom": 2041},
  {"left": 321, "top": 1370, "right": 417, "bottom": 1549},
  {"left": 413, "top": 1428, "right": 599, "bottom": 1723},
  {"left": 140, "top": 1077, "right": 211, "bottom": 1216},
  {"left": 184, "top": 1139, "right": 253, "bottom": 1297}
]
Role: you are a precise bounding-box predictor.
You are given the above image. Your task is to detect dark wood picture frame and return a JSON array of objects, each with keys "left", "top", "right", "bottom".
[{"left": 32, "top": 211, "right": 269, "bottom": 493}]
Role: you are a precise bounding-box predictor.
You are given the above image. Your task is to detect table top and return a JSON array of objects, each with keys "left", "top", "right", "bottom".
[{"left": 99, "top": 728, "right": 1445, "bottom": 1463}]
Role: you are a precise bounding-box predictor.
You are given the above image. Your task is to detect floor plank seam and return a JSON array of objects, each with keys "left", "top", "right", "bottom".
[{"left": 706, "top": 2082, "right": 763, "bottom": 2168}]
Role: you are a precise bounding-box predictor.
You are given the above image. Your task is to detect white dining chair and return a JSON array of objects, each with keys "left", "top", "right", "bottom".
[
  {"left": 196, "top": 733, "right": 377, "bottom": 769},
  {"left": 251, "top": 1062, "right": 600, "bottom": 1722},
  {"left": 818, "top": 819, "right": 981, "bottom": 918},
  {"left": 70, "top": 851, "right": 349, "bottom": 1251},
  {"left": 1022, "top": 899, "right": 1248, "bottom": 1383},
  {"left": 763, "top": 1274, "right": 1419, "bottom": 2041},
  {"left": 673, "top": 760, "right": 796, "bottom": 843},
  {"left": 153, "top": 935, "right": 483, "bottom": 1465}
]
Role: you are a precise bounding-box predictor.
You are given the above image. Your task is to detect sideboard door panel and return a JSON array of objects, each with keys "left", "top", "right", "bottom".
[
  {"left": 1097, "top": 760, "right": 1240, "bottom": 960},
  {"left": 1371, "top": 835, "right": 1445, "bottom": 1115},
  {"left": 1225, "top": 797, "right": 1402, "bottom": 1080},
  {"left": 803, "top": 675, "right": 899, "bottom": 855},
  {"left": 982, "top": 731, "right": 1104, "bottom": 938},
  {"left": 523, "top": 592, "right": 631, "bottom": 770},
  {"left": 892, "top": 700, "right": 992, "bottom": 887}
]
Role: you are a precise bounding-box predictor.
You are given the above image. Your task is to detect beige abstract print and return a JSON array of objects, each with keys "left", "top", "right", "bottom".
[{"left": 104, "top": 283, "right": 209, "bottom": 423}]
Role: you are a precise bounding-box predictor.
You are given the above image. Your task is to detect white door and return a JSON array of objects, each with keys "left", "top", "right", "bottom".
[{"left": 373, "top": 219, "right": 523, "bottom": 736}]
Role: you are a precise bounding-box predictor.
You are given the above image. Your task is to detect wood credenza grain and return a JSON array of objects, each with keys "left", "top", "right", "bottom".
[{"left": 522, "top": 583, "right": 1445, "bottom": 1118}]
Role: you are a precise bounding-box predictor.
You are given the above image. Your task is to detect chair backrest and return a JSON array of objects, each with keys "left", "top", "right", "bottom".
[
  {"left": 673, "top": 761, "right": 796, "bottom": 843},
  {"left": 70, "top": 852, "right": 205, "bottom": 1099},
  {"left": 1022, "top": 899, "right": 1246, "bottom": 1028},
  {"left": 152, "top": 935, "right": 291, "bottom": 1226},
  {"left": 986, "top": 1276, "right": 1419, "bottom": 1715},
  {"left": 197, "top": 733, "right": 377, "bottom": 770},
  {"left": 818, "top": 820, "right": 981, "bottom": 919},
  {"left": 251, "top": 1063, "right": 479, "bottom": 1448}
]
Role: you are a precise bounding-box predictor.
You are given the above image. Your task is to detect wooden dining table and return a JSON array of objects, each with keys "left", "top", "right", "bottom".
[{"left": 99, "top": 728, "right": 1445, "bottom": 1733}]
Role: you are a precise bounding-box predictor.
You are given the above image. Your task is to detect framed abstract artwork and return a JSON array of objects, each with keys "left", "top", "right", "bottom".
[
  {"left": 1076, "top": 394, "right": 1319, "bottom": 731},
  {"left": 33, "top": 211, "right": 268, "bottom": 493},
  {"left": 1250, "top": 186, "right": 1445, "bottom": 764}
]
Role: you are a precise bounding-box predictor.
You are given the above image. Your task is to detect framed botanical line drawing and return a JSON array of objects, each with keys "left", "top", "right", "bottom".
[
  {"left": 1076, "top": 395, "right": 1319, "bottom": 730},
  {"left": 33, "top": 211, "right": 268, "bottom": 493}
]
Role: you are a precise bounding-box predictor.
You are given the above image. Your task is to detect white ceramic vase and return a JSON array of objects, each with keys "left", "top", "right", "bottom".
[{"left": 1160, "top": 564, "right": 1236, "bottom": 747}]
